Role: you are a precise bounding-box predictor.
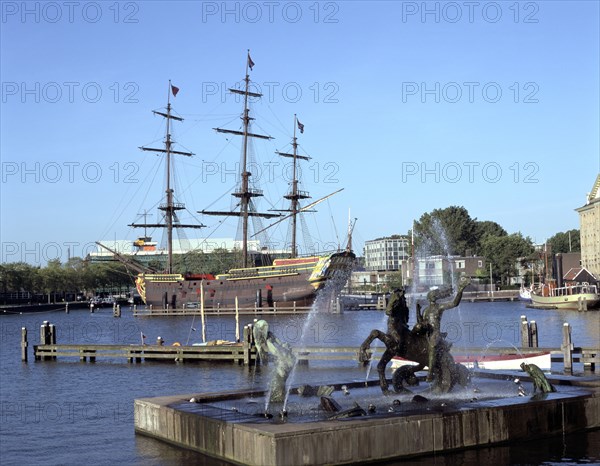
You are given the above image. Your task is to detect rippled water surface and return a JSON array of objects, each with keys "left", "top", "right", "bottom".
[{"left": 1, "top": 301, "right": 598, "bottom": 465}]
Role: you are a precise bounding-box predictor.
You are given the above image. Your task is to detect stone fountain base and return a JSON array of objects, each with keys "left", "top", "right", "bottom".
[{"left": 134, "top": 374, "right": 599, "bottom": 466}]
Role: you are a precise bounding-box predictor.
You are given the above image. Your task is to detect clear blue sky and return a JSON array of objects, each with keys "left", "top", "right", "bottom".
[{"left": 1, "top": 1, "right": 599, "bottom": 265}]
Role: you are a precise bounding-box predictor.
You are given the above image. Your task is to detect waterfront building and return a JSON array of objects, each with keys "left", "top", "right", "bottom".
[
  {"left": 363, "top": 235, "right": 410, "bottom": 271},
  {"left": 401, "top": 255, "right": 486, "bottom": 288},
  {"left": 575, "top": 174, "right": 600, "bottom": 278}
]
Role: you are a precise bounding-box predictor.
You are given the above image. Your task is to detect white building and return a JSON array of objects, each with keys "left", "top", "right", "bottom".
[{"left": 363, "top": 235, "right": 410, "bottom": 271}]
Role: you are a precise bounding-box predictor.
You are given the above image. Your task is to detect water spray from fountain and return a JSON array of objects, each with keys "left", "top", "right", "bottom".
[{"left": 282, "top": 263, "right": 354, "bottom": 411}]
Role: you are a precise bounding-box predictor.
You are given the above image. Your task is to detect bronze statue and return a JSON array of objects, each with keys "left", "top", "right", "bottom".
[
  {"left": 419, "top": 278, "right": 470, "bottom": 385},
  {"left": 253, "top": 320, "right": 296, "bottom": 402},
  {"left": 520, "top": 362, "right": 556, "bottom": 393},
  {"left": 359, "top": 280, "right": 471, "bottom": 394}
]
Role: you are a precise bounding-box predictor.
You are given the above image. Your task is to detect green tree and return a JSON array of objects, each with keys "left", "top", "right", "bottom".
[
  {"left": 385, "top": 271, "right": 403, "bottom": 290},
  {"left": 413, "top": 206, "right": 478, "bottom": 256},
  {"left": 474, "top": 221, "right": 507, "bottom": 253},
  {"left": 0, "top": 262, "right": 42, "bottom": 302},
  {"left": 40, "top": 259, "right": 65, "bottom": 303},
  {"left": 480, "top": 233, "right": 534, "bottom": 286},
  {"left": 547, "top": 229, "right": 580, "bottom": 253}
]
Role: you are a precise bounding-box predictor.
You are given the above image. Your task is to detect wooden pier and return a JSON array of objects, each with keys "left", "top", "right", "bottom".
[
  {"left": 34, "top": 342, "right": 253, "bottom": 364},
  {"left": 24, "top": 319, "right": 599, "bottom": 372},
  {"left": 131, "top": 298, "right": 343, "bottom": 316},
  {"left": 462, "top": 290, "right": 519, "bottom": 302},
  {"left": 132, "top": 305, "right": 316, "bottom": 317}
]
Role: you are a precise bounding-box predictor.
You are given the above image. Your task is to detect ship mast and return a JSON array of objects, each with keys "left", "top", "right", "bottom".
[
  {"left": 201, "top": 51, "right": 280, "bottom": 268},
  {"left": 131, "top": 80, "right": 205, "bottom": 273},
  {"left": 275, "top": 114, "right": 311, "bottom": 258}
]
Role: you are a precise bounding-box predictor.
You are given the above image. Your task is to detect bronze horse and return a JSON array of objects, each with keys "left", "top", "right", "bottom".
[{"left": 359, "top": 287, "right": 470, "bottom": 394}]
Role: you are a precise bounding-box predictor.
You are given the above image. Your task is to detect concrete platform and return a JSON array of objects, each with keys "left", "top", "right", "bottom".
[{"left": 134, "top": 375, "right": 600, "bottom": 465}]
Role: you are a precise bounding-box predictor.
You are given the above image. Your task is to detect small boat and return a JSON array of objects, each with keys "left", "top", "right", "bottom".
[
  {"left": 519, "top": 284, "right": 533, "bottom": 301},
  {"left": 530, "top": 282, "right": 600, "bottom": 310},
  {"left": 391, "top": 351, "right": 552, "bottom": 371}
]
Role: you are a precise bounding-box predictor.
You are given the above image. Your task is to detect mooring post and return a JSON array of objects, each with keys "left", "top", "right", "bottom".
[
  {"left": 65, "top": 303, "right": 69, "bottom": 314},
  {"left": 256, "top": 289, "right": 262, "bottom": 309},
  {"left": 21, "top": 327, "right": 28, "bottom": 362},
  {"left": 530, "top": 320, "right": 538, "bottom": 348},
  {"left": 562, "top": 323, "right": 573, "bottom": 373},
  {"left": 40, "top": 321, "right": 48, "bottom": 344},
  {"left": 39, "top": 321, "right": 49, "bottom": 361},
  {"left": 561, "top": 322, "right": 573, "bottom": 373},
  {"left": 49, "top": 323, "right": 56, "bottom": 360},
  {"left": 49, "top": 323, "right": 56, "bottom": 344},
  {"left": 520, "top": 315, "right": 531, "bottom": 348}
]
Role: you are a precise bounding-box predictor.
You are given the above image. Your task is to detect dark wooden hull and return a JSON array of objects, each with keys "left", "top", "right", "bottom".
[{"left": 137, "top": 251, "right": 355, "bottom": 310}]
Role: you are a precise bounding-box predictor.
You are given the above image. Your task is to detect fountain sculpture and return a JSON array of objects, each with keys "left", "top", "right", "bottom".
[
  {"left": 134, "top": 265, "right": 598, "bottom": 466},
  {"left": 359, "top": 278, "right": 471, "bottom": 393},
  {"left": 252, "top": 319, "right": 296, "bottom": 403}
]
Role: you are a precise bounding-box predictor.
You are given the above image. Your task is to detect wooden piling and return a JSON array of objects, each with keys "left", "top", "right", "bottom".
[
  {"left": 200, "top": 283, "right": 206, "bottom": 343},
  {"left": 562, "top": 323, "right": 573, "bottom": 373},
  {"left": 530, "top": 320, "right": 538, "bottom": 348},
  {"left": 235, "top": 297, "right": 240, "bottom": 342},
  {"left": 39, "top": 322, "right": 49, "bottom": 361},
  {"left": 520, "top": 315, "right": 531, "bottom": 348},
  {"left": 21, "top": 327, "right": 28, "bottom": 362},
  {"left": 49, "top": 323, "right": 57, "bottom": 360}
]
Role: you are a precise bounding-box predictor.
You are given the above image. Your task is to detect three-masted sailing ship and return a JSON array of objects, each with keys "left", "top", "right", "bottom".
[{"left": 100, "top": 52, "right": 354, "bottom": 310}]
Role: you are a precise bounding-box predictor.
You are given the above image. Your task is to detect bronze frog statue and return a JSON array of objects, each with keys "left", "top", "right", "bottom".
[{"left": 520, "top": 362, "right": 556, "bottom": 393}]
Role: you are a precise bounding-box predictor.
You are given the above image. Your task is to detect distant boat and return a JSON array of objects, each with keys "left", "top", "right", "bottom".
[
  {"left": 519, "top": 284, "right": 533, "bottom": 301},
  {"left": 392, "top": 351, "right": 552, "bottom": 371},
  {"left": 530, "top": 282, "right": 600, "bottom": 310}
]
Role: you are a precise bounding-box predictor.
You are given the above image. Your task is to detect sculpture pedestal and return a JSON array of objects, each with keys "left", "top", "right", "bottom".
[{"left": 134, "top": 375, "right": 600, "bottom": 465}]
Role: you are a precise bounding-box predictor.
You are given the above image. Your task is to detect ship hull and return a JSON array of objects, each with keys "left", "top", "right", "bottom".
[
  {"left": 136, "top": 251, "right": 355, "bottom": 310},
  {"left": 530, "top": 292, "right": 600, "bottom": 310}
]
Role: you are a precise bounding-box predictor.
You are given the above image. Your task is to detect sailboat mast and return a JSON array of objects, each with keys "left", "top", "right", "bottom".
[
  {"left": 134, "top": 81, "right": 204, "bottom": 273},
  {"left": 240, "top": 53, "right": 252, "bottom": 267},
  {"left": 203, "top": 51, "right": 280, "bottom": 269},
  {"left": 274, "top": 114, "right": 310, "bottom": 258},
  {"left": 290, "top": 115, "right": 299, "bottom": 257},
  {"left": 165, "top": 81, "right": 174, "bottom": 273}
]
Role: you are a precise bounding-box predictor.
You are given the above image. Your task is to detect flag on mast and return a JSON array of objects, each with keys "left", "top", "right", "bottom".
[
  {"left": 297, "top": 119, "right": 304, "bottom": 134},
  {"left": 171, "top": 84, "right": 180, "bottom": 97},
  {"left": 248, "top": 53, "right": 255, "bottom": 71}
]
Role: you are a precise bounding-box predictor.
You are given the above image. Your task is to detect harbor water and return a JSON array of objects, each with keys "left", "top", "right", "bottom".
[{"left": 1, "top": 301, "right": 598, "bottom": 465}]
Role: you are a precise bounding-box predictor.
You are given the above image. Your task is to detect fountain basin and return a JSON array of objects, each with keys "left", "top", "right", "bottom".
[{"left": 134, "top": 375, "right": 599, "bottom": 465}]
